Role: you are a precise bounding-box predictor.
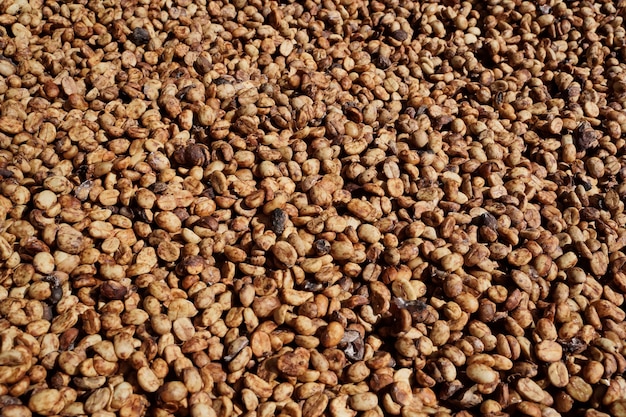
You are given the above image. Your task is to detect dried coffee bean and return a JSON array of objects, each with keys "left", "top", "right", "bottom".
[{"left": 129, "top": 27, "right": 151, "bottom": 45}]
